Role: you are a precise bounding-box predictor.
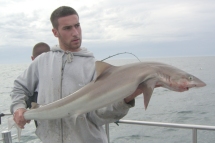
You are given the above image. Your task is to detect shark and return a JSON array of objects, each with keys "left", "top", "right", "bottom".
[{"left": 8, "top": 61, "right": 206, "bottom": 141}]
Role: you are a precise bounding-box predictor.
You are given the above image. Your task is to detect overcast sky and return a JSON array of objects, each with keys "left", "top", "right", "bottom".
[{"left": 0, "top": 0, "right": 214, "bottom": 64}]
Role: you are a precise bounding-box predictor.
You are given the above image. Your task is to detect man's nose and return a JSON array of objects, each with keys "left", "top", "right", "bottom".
[{"left": 71, "top": 27, "right": 78, "bottom": 36}]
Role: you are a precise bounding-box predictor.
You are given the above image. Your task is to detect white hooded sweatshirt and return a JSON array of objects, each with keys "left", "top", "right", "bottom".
[{"left": 10, "top": 46, "right": 134, "bottom": 143}]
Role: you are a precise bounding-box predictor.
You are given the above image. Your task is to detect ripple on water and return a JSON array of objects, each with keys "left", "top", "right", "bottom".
[{"left": 177, "top": 110, "right": 193, "bottom": 114}]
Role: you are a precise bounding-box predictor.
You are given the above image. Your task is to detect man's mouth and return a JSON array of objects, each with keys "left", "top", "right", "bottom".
[{"left": 72, "top": 39, "right": 79, "bottom": 42}]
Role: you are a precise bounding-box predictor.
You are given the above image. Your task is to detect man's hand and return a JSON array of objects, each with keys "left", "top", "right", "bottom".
[{"left": 13, "top": 108, "right": 30, "bottom": 129}]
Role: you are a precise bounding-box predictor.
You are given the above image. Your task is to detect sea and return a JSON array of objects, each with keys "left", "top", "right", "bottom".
[{"left": 0, "top": 56, "right": 214, "bottom": 143}]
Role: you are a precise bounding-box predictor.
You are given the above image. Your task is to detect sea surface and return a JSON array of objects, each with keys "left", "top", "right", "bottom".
[{"left": 0, "top": 56, "right": 214, "bottom": 143}]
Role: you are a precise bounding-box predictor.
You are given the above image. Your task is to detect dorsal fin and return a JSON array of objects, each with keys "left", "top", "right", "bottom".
[{"left": 95, "top": 61, "right": 114, "bottom": 81}]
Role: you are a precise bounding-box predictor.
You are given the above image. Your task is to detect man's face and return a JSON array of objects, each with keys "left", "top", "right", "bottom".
[{"left": 52, "top": 15, "right": 82, "bottom": 52}]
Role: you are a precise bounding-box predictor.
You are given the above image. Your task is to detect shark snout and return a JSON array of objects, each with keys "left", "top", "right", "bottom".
[
  {"left": 198, "top": 81, "right": 206, "bottom": 87},
  {"left": 191, "top": 80, "right": 206, "bottom": 87}
]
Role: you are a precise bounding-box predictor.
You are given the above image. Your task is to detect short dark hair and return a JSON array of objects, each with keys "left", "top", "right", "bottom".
[
  {"left": 50, "top": 6, "right": 79, "bottom": 29},
  {"left": 32, "top": 42, "right": 50, "bottom": 58}
]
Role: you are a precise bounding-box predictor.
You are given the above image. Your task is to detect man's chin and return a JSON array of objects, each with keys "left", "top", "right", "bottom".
[{"left": 69, "top": 46, "right": 81, "bottom": 52}]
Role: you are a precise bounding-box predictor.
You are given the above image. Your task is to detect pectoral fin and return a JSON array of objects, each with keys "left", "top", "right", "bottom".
[{"left": 139, "top": 79, "right": 156, "bottom": 109}]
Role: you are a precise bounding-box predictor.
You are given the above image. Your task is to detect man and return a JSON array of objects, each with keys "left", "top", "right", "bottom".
[
  {"left": 10, "top": 6, "right": 142, "bottom": 143},
  {"left": 25, "top": 42, "right": 50, "bottom": 128},
  {"left": 26, "top": 42, "right": 50, "bottom": 109}
]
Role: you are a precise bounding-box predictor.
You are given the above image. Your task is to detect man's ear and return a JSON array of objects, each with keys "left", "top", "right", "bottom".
[
  {"left": 52, "top": 28, "right": 59, "bottom": 37},
  {"left": 31, "top": 56, "right": 34, "bottom": 61}
]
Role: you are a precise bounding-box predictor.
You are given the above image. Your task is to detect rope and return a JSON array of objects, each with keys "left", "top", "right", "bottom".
[{"left": 101, "top": 52, "right": 141, "bottom": 62}]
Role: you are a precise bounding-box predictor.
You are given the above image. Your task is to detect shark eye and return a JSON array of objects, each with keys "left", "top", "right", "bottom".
[{"left": 188, "top": 76, "right": 193, "bottom": 81}]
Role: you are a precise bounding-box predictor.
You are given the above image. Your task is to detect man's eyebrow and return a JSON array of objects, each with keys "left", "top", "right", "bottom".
[
  {"left": 63, "top": 25, "right": 72, "bottom": 29},
  {"left": 64, "top": 23, "right": 80, "bottom": 27}
]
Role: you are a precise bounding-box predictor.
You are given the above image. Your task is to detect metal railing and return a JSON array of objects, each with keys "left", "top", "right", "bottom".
[
  {"left": 1, "top": 130, "right": 12, "bottom": 143},
  {"left": 105, "top": 120, "right": 215, "bottom": 143},
  {"left": 2, "top": 120, "right": 215, "bottom": 143}
]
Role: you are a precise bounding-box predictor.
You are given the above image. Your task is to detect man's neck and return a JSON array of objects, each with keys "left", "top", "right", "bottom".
[{"left": 60, "top": 45, "right": 81, "bottom": 52}]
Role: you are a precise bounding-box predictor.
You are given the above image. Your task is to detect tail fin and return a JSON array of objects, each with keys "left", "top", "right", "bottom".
[{"left": 8, "top": 116, "right": 22, "bottom": 142}]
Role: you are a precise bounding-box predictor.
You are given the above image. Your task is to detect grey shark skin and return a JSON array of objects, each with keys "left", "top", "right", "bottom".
[{"left": 23, "top": 61, "right": 206, "bottom": 120}]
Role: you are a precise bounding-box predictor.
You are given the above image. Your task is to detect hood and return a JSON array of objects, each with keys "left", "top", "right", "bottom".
[{"left": 51, "top": 45, "right": 94, "bottom": 62}]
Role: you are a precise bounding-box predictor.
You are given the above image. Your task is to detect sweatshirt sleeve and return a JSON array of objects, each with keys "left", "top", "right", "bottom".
[
  {"left": 87, "top": 99, "right": 135, "bottom": 126},
  {"left": 10, "top": 61, "right": 39, "bottom": 114}
]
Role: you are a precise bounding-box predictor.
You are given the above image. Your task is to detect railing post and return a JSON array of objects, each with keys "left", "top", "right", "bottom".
[
  {"left": 105, "top": 123, "right": 110, "bottom": 143},
  {"left": 1, "top": 130, "right": 12, "bottom": 143},
  {"left": 192, "top": 128, "right": 197, "bottom": 143}
]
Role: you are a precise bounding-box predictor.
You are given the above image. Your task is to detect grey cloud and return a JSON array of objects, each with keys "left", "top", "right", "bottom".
[{"left": 0, "top": 9, "right": 54, "bottom": 47}]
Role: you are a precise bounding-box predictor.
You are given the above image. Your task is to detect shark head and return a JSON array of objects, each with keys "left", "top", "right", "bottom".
[{"left": 169, "top": 73, "right": 206, "bottom": 92}]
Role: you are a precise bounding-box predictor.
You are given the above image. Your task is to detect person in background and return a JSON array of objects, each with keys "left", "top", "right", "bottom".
[
  {"left": 26, "top": 42, "right": 50, "bottom": 127},
  {"left": 26, "top": 42, "right": 50, "bottom": 109},
  {"left": 10, "top": 6, "right": 142, "bottom": 143},
  {"left": 31, "top": 42, "right": 51, "bottom": 60}
]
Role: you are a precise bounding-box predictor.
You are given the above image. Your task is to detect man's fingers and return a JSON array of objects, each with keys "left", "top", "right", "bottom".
[
  {"left": 13, "top": 108, "right": 28, "bottom": 129},
  {"left": 131, "top": 89, "right": 143, "bottom": 98},
  {"left": 124, "top": 88, "right": 144, "bottom": 103},
  {"left": 14, "top": 118, "right": 26, "bottom": 128}
]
